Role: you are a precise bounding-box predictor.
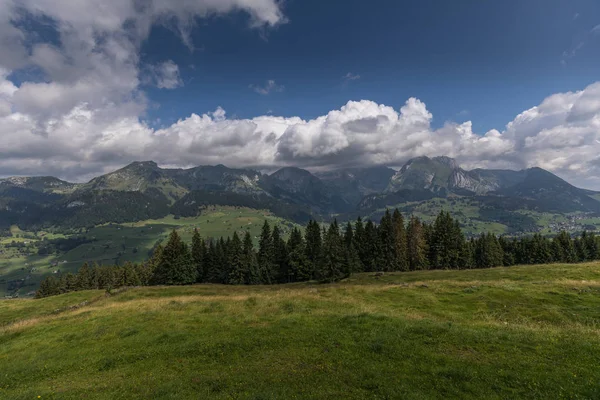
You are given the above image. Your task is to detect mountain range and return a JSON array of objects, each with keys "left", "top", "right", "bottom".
[{"left": 1, "top": 156, "right": 599, "bottom": 233}]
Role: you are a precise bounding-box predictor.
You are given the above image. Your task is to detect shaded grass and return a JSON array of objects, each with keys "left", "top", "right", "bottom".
[{"left": 1, "top": 263, "right": 600, "bottom": 399}]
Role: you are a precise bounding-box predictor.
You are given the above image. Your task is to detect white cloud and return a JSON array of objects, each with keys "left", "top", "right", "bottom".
[
  {"left": 249, "top": 80, "right": 285, "bottom": 95},
  {"left": 1, "top": 1, "right": 600, "bottom": 191},
  {"left": 343, "top": 72, "right": 360, "bottom": 82},
  {"left": 1, "top": 63, "right": 600, "bottom": 188},
  {"left": 150, "top": 60, "right": 183, "bottom": 89}
]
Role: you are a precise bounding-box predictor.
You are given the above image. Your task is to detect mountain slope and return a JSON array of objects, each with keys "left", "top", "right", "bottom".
[
  {"left": 82, "top": 161, "right": 188, "bottom": 202},
  {"left": 259, "top": 167, "right": 353, "bottom": 213},
  {"left": 1, "top": 158, "right": 600, "bottom": 231},
  {"left": 316, "top": 166, "right": 396, "bottom": 206},
  {"left": 493, "top": 167, "right": 600, "bottom": 213}
]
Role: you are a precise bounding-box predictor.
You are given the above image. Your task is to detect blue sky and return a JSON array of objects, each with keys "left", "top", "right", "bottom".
[
  {"left": 1, "top": 0, "right": 600, "bottom": 188},
  {"left": 143, "top": 0, "right": 600, "bottom": 132}
]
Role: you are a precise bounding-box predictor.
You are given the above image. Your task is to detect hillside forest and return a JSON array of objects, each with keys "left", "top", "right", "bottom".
[{"left": 36, "top": 209, "right": 600, "bottom": 298}]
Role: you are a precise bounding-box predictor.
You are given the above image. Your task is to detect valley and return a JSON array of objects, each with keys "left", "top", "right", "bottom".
[{"left": 0, "top": 207, "right": 297, "bottom": 298}]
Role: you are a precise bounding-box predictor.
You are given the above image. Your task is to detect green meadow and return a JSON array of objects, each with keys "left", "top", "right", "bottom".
[{"left": 1, "top": 262, "right": 599, "bottom": 399}]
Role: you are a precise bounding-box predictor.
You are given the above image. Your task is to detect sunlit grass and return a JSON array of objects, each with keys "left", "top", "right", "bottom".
[{"left": 1, "top": 263, "right": 599, "bottom": 399}]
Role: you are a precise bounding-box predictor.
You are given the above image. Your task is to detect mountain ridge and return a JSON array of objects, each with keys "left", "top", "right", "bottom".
[{"left": 1, "top": 157, "right": 599, "bottom": 232}]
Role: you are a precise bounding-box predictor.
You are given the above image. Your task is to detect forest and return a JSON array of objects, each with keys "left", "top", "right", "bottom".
[{"left": 36, "top": 209, "right": 600, "bottom": 298}]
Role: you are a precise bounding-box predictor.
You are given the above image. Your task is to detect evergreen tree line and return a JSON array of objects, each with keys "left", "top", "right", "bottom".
[{"left": 36, "top": 210, "right": 600, "bottom": 298}]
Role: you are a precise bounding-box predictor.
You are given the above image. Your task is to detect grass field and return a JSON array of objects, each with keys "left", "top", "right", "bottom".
[
  {"left": 1, "top": 263, "right": 599, "bottom": 399},
  {"left": 0, "top": 207, "right": 298, "bottom": 298}
]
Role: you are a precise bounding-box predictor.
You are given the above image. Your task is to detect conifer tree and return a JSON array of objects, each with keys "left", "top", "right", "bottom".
[
  {"left": 304, "top": 220, "right": 322, "bottom": 279},
  {"left": 88, "top": 263, "right": 100, "bottom": 290},
  {"left": 342, "top": 222, "right": 362, "bottom": 273},
  {"left": 531, "top": 234, "right": 553, "bottom": 264},
  {"left": 364, "top": 219, "right": 381, "bottom": 271},
  {"left": 378, "top": 210, "right": 398, "bottom": 271},
  {"left": 555, "top": 231, "right": 577, "bottom": 263},
  {"left": 407, "top": 216, "right": 428, "bottom": 270},
  {"left": 204, "top": 240, "right": 220, "bottom": 283},
  {"left": 474, "top": 233, "right": 504, "bottom": 268},
  {"left": 272, "top": 226, "right": 289, "bottom": 283},
  {"left": 353, "top": 217, "right": 368, "bottom": 271},
  {"left": 36, "top": 275, "right": 61, "bottom": 298},
  {"left": 430, "top": 211, "right": 464, "bottom": 269},
  {"left": 289, "top": 237, "right": 309, "bottom": 282},
  {"left": 318, "top": 219, "right": 347, "bottom": 282},
  {"left": 585, "top": 232, "right": 598, "bottom": 261},
  {"left": 152, "top": 230, "right": 196, "bottom": 285},
  {"left": 258, "top": 221, "right": 276, "bottom": 284},
  {"left": 287, "top": 227, "right": 303, "bottom": 252},
  {"left": 123, "top": 262, "right": 141, "bottom": 286},
  {"left": 242, "top": 231, "right": 260, "bottom": 284},
  {"left": 392, "top": 209, "right": 408, "bottom": 271},
  {"left": 216, "top": 238, "right": 228, "bottom": 283},
  {"left": 499, "top": 237, "right": 515, "bottom": 266},
  {"left": 60, "top": 272, "right": 77, "bottom": 293},
  {"left": 191, "top": 228, "right": 206, "bottom": 282},
  {"left": 75, "top": 262, "right": 92, "bottom": 290},
  {"left": 551, "top": 237, "right": 565, "bottom": 263},
  {"left": 227, "top": 232, "right": 245, "bottom": 285}
]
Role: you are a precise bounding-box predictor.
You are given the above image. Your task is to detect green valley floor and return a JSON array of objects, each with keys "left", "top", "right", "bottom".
[{"left": 1, "top": 263, "right": 600, "bottom": 399}]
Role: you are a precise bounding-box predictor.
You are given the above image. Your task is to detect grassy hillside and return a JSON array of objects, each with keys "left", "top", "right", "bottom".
[
  {"left": 0, "top": 207, "right": 298, "bottom": 298},
  {"left": 1, "top": 263, "right": 599, "bottom": 399}
]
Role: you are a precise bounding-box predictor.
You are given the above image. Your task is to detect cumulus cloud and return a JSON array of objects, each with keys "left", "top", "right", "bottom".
[
  {"left": 1, "top": 1, "right": 600, "bottom": 190},
  {"left": 249, "top": 80, "right": 285, "bottom": 95}
]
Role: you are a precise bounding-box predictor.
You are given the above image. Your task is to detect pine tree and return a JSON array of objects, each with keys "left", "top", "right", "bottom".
[
  {"left": 318, "top": 220, "right": 347, "bottom": 283},
  {"left": 407, "top": 216, "right": 428, "bottom": 270},
  {"left": 499, "top": 236, "right": 515, "bottom": 266},
  {"left": 364, "top": 219, "right": 381, "bottom": 272},
  {"left": 216, "top": 238, "right": 228, "bottom": 283},
  {"left": 531, "top": 234, "right": 553, "bottom": 264},
  {"left": 304, "top": 220, "right": 322, "bottom": 279},
  {"left": 460, "top": 239, "right": 475, "bottom": 269},
  {"left": 75, "top": 262, "right": 92, "bottom": 290},
  {"left": 242, "top": 231, "right": 260, "bottom": 284},
  {"left": 342, "top": 222, "right": 362, "bottom": 273},
  {"left": 289, "top": 238, "right": 309, "bottom": 282},
  {"left": 227, "top": 232, "right": 245, "bottom": 285},
  {"left": 430, "top": 211, "right": 464, "bottom": 269},
  {"left": 191, "top": 228, "right": 206, "bottom": 282},
  {"left": 204, "top": 240, "right": 220, "bottom": 283},
  {"left": 287, "top": 227, "right": 303, "bottom": 252},
  {"left": 353, "top": 217, "right": 368, "bottom": 271},
  {"left": 123, "top": 262, "right": 141, "bottom": 286},
  {"left": 378, "top": 210, "right": 398, "bottom": 271},
  {"left": 474, "top": 233, "right": 504, "bottom": 268},
  {"left": 272, "top": 226, "right": 289, "bottom": 283},
  {"left": 152, "top": 230, "right": 196, "bottom": 285},
  {"left": 551, "top": 237, "right": 565, "bottom": 263},
  {"left": 89, "top": 263, "right": 100, "bottom": 289},
  {"left": 60, "top": 272, "right": 77, "bottom": 293},
  {"left": 555, "top": 231, "right": 577, "bottom": 263},
  {"left": 392, "top": 209, "right": 408, "bottom": 271},
  {"left": 36, "top": 275, "right": 61, "bottom": 298},
  {"left": 585, "top": 232, "right": 598, "bottom": 261},
  {"left": 258, "top": 221, "right": 276, "bottom": 284}
]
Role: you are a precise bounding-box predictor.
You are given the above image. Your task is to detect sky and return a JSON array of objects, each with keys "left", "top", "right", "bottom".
[{"left": 1, "top": 0, "right": 600, "bottom": 188}]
